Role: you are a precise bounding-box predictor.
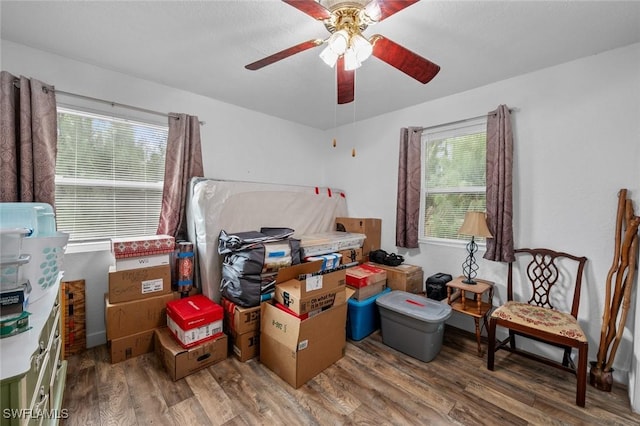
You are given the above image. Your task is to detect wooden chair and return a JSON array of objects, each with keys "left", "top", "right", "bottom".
[{"left": 487, "top": 248, "right": 589, "bottom": 407}]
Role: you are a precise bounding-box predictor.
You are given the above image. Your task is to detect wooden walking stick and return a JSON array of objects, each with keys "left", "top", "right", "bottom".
[
  {"left": 595, "top": 189, "right": 626, "bottom": 370},
  {"left": 605, "top": 231, "right": 639, "bottom": 372},
  {"left": 591, "top": 189, "right": 640, "bottom": 391}
]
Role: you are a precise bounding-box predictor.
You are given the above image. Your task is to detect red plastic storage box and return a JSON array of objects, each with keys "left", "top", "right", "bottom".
[{"left": 166, "top": 294, "right": 224, "bottom": 348}]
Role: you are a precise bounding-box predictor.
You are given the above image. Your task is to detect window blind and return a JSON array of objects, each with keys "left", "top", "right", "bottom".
[
  {"left": 55, "top": 107, "right": 168, "bottom": 242},
  {"left": 421, "top": 119, "right": 487, "bottom": 241}
]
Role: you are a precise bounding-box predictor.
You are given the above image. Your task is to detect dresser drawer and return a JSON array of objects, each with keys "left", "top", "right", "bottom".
[{"left": 1, "top": 279, "right": 64, "bottom": 426}]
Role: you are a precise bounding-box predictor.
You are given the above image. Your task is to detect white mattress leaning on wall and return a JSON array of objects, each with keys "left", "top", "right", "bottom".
[{"left": 186, "top": 178, "right": 349, "bottom": 302}]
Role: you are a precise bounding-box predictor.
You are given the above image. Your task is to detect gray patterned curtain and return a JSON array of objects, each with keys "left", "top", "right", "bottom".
[
  {"left": 484, "top": 105, "right": 515, "bottom": 262},
  {"left": 0, "top": 71, "right": 57, "bottom": 205},
  {"left": 157, "top": 113, "right": 204, "bottom": 240},
  {"left": 396, "top": 126, "right": 423, "bottom": 248}
]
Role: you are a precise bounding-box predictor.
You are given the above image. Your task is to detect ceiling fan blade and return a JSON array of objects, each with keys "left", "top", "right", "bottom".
[
  {"left": 282, "top": 0, "right": 332, "bottom": 20},
  {"left": 370, "top": 35, "right": 440, "bottom": 84},
  {"left": 245, "top": 39, "right": 324, "bottom": 70},
  {"left": 337, "top": 57, "right": 354, "bottom": 104},
  {"left": 375, "top": 0, "right": 420, "bottom": 21}
]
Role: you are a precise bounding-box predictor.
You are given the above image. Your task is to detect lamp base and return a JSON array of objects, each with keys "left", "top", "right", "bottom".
[{"left": 461, "top": 237, "right": 479, "bottom": 285}]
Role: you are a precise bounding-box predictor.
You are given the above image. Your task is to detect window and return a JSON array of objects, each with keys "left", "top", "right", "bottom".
[
  {"left": 420, "top": 117, "right": 487, "bottom": 243},
  {"left": 55, "top": 107, "right": 168, "bottom": 242}
]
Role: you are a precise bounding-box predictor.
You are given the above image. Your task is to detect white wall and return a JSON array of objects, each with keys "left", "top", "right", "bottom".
[
  {"left": 3, "top": 38, "right": 640, "bottom": 403},
  {"left": 324, "top": 43, "right": 640, "bottom": 389},
  {"left": 1, "top": 40, "right": 327, "bottom": 348}
]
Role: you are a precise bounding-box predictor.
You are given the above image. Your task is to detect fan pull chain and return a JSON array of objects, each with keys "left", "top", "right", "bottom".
[{"left": 351, "top": 85, "right": 356, "bottom": 157}]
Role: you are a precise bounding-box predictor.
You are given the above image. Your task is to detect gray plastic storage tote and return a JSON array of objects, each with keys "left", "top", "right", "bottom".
[{"left": 376, "top": 290, "right": 452, "bottom": 362}]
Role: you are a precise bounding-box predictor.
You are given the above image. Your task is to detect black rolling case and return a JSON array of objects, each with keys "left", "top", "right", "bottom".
[{"left": 425, "top": 273, "right": 452, "bottom": 301}]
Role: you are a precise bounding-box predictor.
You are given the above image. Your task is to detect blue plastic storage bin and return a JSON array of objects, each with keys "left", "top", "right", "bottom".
[
  {"left": 0, "top": 203, "right": 56, "bottom": 236},
  {"left": 346, "top": 287, "right": 391, "bottom": 341}
]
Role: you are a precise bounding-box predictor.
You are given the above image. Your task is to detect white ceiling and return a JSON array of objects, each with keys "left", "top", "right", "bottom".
[{"left": 2, "top": 1, "right": 640, "bottom": 130}]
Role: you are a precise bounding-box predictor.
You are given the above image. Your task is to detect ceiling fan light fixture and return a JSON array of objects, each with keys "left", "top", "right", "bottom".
[
  {"left": 344, "top": 47, "right": 361, "bottom": 70},
  {"left": 319, "top": 45, "right": 339, "bottom": 67},
  {"left": 350, "top": 33, "right": 373, "bottom": 62},
  {"left": 327, "top": 29, "right": 349, "bottom": 55}
]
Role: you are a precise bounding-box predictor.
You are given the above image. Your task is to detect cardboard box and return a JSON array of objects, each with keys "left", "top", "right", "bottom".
[
  {"left": 166, "top": 295, "right": 224, "bottom": 348},
  {"left": 105, "top": 292, "right": 177, "bottom": 340},
  {"left": 303, "top": 253, "right": 342, "bottom": 271},
  {"left": 109, "top": 328, "right": 156, "bottom": 364},
  {"left": 111, "top": 235, "right": 175, "bottom": 259},
  {"left": 348, "top": 280, "right": 387, "bottom": 301},
  {"left": 335, "top": 218, "right": 381, "bottom": 256},
  {"left": 229, "top": 329, "right": 260, "bottom": 362},
  {"left": 155, "top": 327, "right": 227, "bottom": 381},
  {"left": 260, "top": 300, "right": 347, "bottom": 388},
  {"left": 366, "top": 263, "right": 424, "bottom": 294},
  {"left": 339, "top": 248, "right": 363, "bottom": 265},
  {"left": 345, "top": 264, "right": 387, "bottom": 288},
  {"left": 108, "top": 264, "right": 172, "bottom": 303},
  {"left": 274, "top": 268, "right": 346, "bottom": 315},
  {"left": 61, "top": 279, "right": 86, "bottom": 358},
  {"left": 114, "top": 253, "right": 171, "bottom": 271},
  {"left": 221, "top": 298, "right": 261, "bottom": 335}
]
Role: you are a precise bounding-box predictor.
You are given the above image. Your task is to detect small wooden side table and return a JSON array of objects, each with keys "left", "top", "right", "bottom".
[{"left": 446, "top": 276, "right": 494, "bottom": 357}]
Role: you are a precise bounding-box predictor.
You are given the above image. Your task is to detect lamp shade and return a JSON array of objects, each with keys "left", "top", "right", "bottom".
[{"left": 459, "top": 212, "right": 493, "bottom": 238}]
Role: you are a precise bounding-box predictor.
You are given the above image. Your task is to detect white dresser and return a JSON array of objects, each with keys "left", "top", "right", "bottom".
[{"left": 0, "top": 274, "right": 67, "bottom": 426}]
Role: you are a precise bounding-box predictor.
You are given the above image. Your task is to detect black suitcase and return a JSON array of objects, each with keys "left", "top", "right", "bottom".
[{"left": 426, "top": 273, "right": 452, "bottom": 301}]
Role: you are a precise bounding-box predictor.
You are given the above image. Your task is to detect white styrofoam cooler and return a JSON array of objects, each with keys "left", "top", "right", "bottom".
[{"left": 376, "top": 290, "right": 452, "bottom": 362}]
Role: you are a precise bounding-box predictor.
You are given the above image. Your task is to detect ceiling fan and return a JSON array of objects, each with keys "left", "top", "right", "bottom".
[{"left": 245, "top": 0, "right": 440, "bottom": 104}]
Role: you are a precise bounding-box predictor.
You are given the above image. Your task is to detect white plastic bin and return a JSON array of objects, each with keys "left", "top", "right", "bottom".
[
  {"left": 21, "top": 232, "right": 69, "bottom": 304},
  {"left": 376, "top": 290, "right": 452, "bottom": 362}
]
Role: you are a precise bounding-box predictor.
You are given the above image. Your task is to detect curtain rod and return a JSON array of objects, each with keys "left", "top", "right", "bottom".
[
  {"left": 53, "top": 89, "right": 205, "bottom": 125},
  {"left": 13, "top": 78, "right": 206, "bottom": 126},
  {"left": 422, "top": 108, "right": 516, "bottom": 132},
  {"left": 12, "top": 77, "right": 203, "bottom": 125}
]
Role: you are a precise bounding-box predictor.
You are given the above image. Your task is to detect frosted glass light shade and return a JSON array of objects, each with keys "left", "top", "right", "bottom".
[
  {"left": 319, "top": 45, "right": 339, "bottom": 67},
  {"left": 344, "top": 48, "right": 361, "bottom": 70},
  {"left": 351, "top": 34, "right": 373, "bottom": 62},
  {"left": 328, "top": 30, "right": 349, "bottom": 55}
]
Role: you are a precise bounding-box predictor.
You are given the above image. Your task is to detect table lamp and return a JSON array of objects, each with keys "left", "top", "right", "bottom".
[{"left": 458, "top": 211, "right": 493, "bottom": 284}]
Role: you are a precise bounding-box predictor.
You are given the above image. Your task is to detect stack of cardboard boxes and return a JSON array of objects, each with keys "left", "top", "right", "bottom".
[
  {"left": 260, "top": 261, "right": 347, "bottom": 388},
  {"left": 365, "top": 262, "right": 424, "bottom": 294},
  {"left": 337, "top": 216, "right": 424, "bottom": 295},
  {"left": 334, "top": 218, "right": 390, "bottom": 341},
  {"left": 155, "top": 294, "right": 228, "bottom": 380},
  {"left": 222, "top": 298, "right": 261, "bottom": 362},
  {"left": 105, "top": 235, "right": 175, "bottom": 363}
]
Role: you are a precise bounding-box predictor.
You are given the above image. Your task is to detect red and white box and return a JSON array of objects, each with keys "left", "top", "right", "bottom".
[
  {"left": 114, "top": 253, "right": 171, "bottom": 271},
  {"left": 346, "top": 264, "right": 387, "bottom": 288},
  {"left": 111, "top": 235, "right": 175, "bottom": 259},
  {"left": 166, "top": 295, "right": 224, "bottom": 349}
]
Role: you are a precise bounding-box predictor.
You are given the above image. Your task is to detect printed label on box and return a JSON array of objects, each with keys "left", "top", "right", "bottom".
[
  {"left": 167, "top": 316, "right": 223, "bottom": 347},
  {"left": 298, "top": 339, "right": 308, "bottom": 351},
  {"left": 305, "top": 274, "right": 322, "bottom": 292},
  {"left": 141, "top": 278, "right": 164, "bottom": 294}
]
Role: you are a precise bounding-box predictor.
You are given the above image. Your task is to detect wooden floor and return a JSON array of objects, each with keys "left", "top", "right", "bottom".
[{"left": 61, "top": 326, "right": 640, "bottom": 425}]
